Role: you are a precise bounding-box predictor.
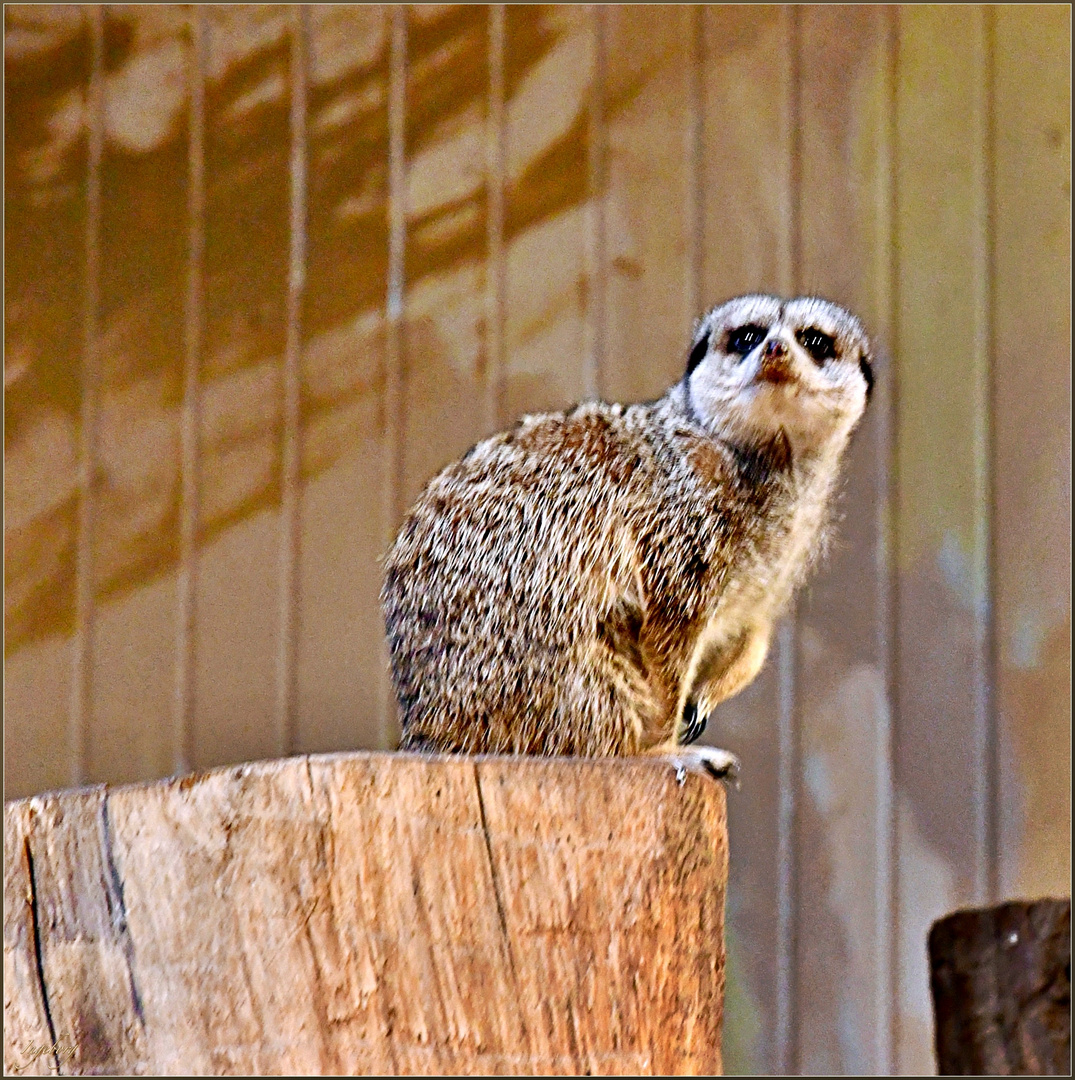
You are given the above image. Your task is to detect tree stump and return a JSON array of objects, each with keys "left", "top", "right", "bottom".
[
  {"left": 929, "top": 898, "right": 1071, "bottom": 1075},
  {"left": 3, "top": 752, "right": 728, "bottom": 1075}
]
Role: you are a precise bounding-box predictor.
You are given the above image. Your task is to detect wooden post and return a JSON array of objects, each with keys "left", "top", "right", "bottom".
[
  {"left": 929, "top": 898, "right": 1071, "bottom": 1075},
  {"left": 3, "top": 753, "right": 728, "bottom": 1075}
]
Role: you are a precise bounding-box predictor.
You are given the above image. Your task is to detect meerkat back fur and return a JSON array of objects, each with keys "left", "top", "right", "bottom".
[{"left": 382, "top": 295, "right": 872, "bottom": 773}]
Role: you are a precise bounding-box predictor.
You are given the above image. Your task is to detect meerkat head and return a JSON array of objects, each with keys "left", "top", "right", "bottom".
[{"left": 682, "top": 293, "right": 873, "bottom": 459}]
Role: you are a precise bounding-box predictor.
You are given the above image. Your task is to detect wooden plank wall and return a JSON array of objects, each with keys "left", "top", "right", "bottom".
[{"left": 4, "top": 5, "right": 1070, "bottom": 1074}]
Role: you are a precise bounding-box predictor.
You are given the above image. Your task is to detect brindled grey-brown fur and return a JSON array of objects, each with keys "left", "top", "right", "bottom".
[{"left": 382, "top": 294, "right": 873, "bottom": 758}]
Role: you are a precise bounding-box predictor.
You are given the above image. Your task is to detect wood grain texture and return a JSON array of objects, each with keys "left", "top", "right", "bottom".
[
  {"left": 2, "top": 752, "right": 727, "bottom": 1075},
  {"left": 929, "top": 899, "right": 1071, "bottom": 1075}
]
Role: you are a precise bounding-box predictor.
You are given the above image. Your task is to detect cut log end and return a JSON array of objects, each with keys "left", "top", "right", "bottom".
[
  {"left": 929, "top": 897, "right": 1072, "bottom": 1076},
  {"left": 3, "top": 752, "right": 728, "bottom": 1076}
]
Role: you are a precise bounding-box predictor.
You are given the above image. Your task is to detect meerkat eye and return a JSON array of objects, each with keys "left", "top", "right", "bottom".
[
  {"left": 726, "top": 324, "right": 768, "bottom": 356},
  {"left": 796, "top": 327, "right": 837, "bottom": 363}
]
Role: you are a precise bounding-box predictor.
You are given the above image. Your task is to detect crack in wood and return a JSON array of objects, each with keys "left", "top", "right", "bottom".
[
  {"left": 100, "top": 795, "right": 146, "bottom": 1027},
  {"left": 473, "top": 765, "right": 516, "bottom": 980},
  {"left": 473, "top": 762, "right": 533, "bottom": 1055},
  {"left": 24, "top": 835, "right": 61, "bottom": 1074}
]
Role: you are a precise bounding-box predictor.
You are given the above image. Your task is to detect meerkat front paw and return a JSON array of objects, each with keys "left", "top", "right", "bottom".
[{"left": 654, "top": 745, "right": 740, "bottom": 788}]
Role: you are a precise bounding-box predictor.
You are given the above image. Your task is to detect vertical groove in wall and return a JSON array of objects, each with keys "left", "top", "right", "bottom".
[
  {"left": 176, "top": 4, "right": 207, "bottom": 775},
  {"left": 976, "top": 4, "right": 1000, "bottom": 906},
  {"left": 685, "top": 5, "right": 705, "bottom": 330},
  {"left": 484, "top": 4, "right": 506, "bottom": 434},
  {"left": 874, "top": 7, "right": 900, "bottom": 1072},
  {"left": 380, "top": 5, "right": 408, "bottom": 749},
  {"left": 71, "top": 4, "right": 105, "bottom": 787},
  {"left": 774, "top": 615, "right": 799, "bottom": 1074},
  {"left": 276, "top": 3, "right": 309, "bottom": 758},
  {"left": 584, "top": 3, "right": 607, "bottom": 401},
  {"left": 774, "top": 7, "right": 801, "bottom": 1073}
]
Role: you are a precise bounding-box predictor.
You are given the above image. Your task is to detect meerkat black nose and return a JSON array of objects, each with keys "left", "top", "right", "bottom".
[{"left": 758, "top": 335, "right": 794, "bottom": 384}]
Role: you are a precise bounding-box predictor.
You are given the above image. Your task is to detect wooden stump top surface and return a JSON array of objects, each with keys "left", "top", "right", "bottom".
[{"left": 4, "top": 752, "right": 728, "bottom": 1075}]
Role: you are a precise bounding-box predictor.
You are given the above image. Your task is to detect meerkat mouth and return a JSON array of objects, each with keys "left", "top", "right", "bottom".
[
  {"left": 752, "top": 375, "right": 815, "bottom": 397},
  {"left": 757, "top": 368, "right": 794, "bottom": 386}
]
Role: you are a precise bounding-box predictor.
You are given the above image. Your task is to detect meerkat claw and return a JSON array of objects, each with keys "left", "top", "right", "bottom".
[{"left": 668, "top": 747, "right": 741, "bottom": 789}]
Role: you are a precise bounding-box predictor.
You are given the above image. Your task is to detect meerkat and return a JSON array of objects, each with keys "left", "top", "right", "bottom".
[{"left": 381, "top": 294, "right": 873, "bottom": 782}]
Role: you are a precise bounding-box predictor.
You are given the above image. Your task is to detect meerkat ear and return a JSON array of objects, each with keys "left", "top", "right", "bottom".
[
  {"left": 859, "top": 352, "right": 874, "bottom": 402},
  {"left": 686, "top": 329, "right": 711, "bottom": 376}
]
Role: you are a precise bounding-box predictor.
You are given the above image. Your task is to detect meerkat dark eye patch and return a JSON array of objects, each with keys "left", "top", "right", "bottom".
[
  {"left": 860, "top": 354, "right": 874, "bottom": 401},
  {"left": 798, "top": 327, "right": 836, "bottom": 358},
  {"left": 796, "top": 327, "right": 837, "bottom": 363},
  {"left": 686, "top": 329, "right": 711, "bottom": 375},
  {"left": 726, "top": 324, "right": 768, "bottom": 356}
]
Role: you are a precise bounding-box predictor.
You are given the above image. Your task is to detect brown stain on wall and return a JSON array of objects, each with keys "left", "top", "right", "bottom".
[{"left": 3, "top": 5, "right": 603, "bottom": 656}]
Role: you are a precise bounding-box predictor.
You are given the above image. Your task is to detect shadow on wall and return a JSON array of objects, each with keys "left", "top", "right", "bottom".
[{"left": 4, "top": 5, "right": 625, "bottom": 658}]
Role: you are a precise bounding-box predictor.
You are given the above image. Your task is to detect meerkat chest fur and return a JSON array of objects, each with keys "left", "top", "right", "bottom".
[
  {"left": 381, "top": 293, "right": 872, "bottom": 756},
  {"left": 674, "top": 432, "right": 846, "bottom": 722}
]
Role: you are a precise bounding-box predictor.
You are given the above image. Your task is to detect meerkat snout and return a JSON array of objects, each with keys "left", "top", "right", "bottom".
[{"left": 758, "top": 336, "right": 792, "bottom": 384}]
